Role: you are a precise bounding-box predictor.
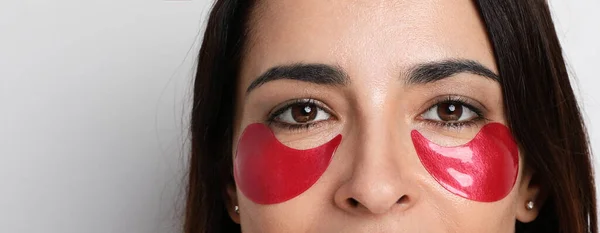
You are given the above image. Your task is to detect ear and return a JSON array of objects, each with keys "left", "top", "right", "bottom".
[
  {"left": 225, "top": 183, "right": 241, "bottom": 224},
  {"left": 515, "top": 167, "right": 547, "bottom": 223}
]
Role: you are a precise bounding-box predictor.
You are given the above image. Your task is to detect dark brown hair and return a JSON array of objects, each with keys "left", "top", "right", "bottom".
[{"left": 185, "top": 0, "right": 597, "bottom": 232}]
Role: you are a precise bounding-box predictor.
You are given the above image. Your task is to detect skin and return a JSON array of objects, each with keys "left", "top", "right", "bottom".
[{"left": 227, "top": 0, "right": 544, "bottom": 232}]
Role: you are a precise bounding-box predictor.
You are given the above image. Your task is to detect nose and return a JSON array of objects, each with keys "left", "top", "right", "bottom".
[{"left": 333, "top": 126, "right": 418, "bottom": 215}]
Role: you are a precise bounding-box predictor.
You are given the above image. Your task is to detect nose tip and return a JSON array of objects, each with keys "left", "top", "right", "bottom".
[
  {"left": 346, "top": 194, "right": 411, "bottom": 215},
  {"left": 332, "top": 120, "right": 420, "bottom": 216},
  {"left": 334, "top": 177, "right": 415, "bottom": 215}
]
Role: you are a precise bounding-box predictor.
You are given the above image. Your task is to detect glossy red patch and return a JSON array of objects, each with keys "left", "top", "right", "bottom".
[
  {"left": 411, "top": 123, "right": 519, "bottom": 202},
  {"left": 234, "top": 123, "right": 342, "bottom": 205}
]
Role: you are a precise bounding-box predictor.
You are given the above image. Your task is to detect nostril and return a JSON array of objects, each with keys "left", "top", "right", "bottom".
[
  {"left": 396, "top": 195, "right": 409, "bottom": 204},
  {"left": 347, "top": 198, "right": 359, "bottom": 207}
]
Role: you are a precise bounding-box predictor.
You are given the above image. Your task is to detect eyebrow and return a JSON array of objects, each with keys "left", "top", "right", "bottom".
[
  {"left": 246, "top": 63, "right": 349, "bottom": 94},
  {"left": 406, "top": 59, "right": 499, "bottom": 84},
  {"left": 245, "top": 59, "right": 498, "bottom": 94}
]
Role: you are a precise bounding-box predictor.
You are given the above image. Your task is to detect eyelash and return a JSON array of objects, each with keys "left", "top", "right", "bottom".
[{"left": 266, "top": 96, "right": 488, "bottom": 131}]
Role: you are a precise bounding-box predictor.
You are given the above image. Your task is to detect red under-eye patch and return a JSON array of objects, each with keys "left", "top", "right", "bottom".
[
  {"left": 234, "top": 123, "right": 342, "bottom": 205},
  {"left": 411, "top": 123, "right": 519, "bottom": 202}
]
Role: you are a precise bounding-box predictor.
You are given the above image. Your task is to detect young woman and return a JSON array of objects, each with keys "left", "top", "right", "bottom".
[{"left": 185, "top": 0, "right": 597, "bottom": 232}]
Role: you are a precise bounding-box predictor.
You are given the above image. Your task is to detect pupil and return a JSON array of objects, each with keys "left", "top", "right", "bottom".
[
  {"left": 291, "top": 103, "right": 318, "bottom": 123},
  {"left": 303, "top": 106, "right": 312, "bottom": 114},
  {"left": 437, "top": 102, "right": 463, "bottom": 121}
]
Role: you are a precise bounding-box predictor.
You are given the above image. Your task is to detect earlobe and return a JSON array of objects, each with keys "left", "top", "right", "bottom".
[
  {"left": 225, "top": 184, "right": 241, "bottom": 224},
  {"left": 516, "top": 169, "right": 546, "bottom": 223}
]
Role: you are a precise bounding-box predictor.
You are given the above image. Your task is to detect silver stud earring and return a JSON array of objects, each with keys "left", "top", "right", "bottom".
[
  {"left": 234, "top": 205, "right": 240, "bottom": 214},
  {"left": 526, "top": 201, "right": 535, "bottom": 210}
]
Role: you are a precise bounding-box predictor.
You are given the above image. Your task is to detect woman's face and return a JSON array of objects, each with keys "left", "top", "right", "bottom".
[{"left": 229, "top": 0, "right": 542, "bottom": 232}]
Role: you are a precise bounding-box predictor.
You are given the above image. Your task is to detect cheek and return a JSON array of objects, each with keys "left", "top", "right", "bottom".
[
  {"left": 234, "top": 123, "right": 342, "bottom": 204},
  {"left": 411, "top": 123, "right": 519, "bottom": 202}
]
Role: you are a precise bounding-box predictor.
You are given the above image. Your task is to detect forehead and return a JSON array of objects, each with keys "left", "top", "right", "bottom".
[{"left": 241, "top": 0, "right": 496, "bottom": 84}]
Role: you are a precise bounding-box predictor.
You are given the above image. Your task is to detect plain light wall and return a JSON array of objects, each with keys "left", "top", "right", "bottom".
[
  {"left": 1, "top": 0, "right": 213, "bottom": 232},
  {"left": 0, "top": 0, "right": 598, "bottom": 232}
]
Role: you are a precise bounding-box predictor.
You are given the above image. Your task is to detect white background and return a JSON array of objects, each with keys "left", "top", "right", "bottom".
[{"left": 0, "top": 0, "right": 598, "bottom": 232}]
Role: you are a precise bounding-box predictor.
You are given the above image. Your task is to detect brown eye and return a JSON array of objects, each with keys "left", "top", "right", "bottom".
[
  {"left": 274, "top": 100, "right": 332, "bottom": 125},
  {"left": 421, "top": 101, "right": 478, "bottom": 122},
  {"left": 436, "top": 102, "right": 463, "bottom": 121},
  {"left": 290, "top": 103, "right": 318, "bottom": 123}
]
